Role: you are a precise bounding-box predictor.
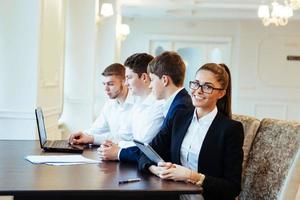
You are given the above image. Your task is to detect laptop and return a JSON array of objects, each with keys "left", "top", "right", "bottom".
[{"left": 35, "top": 107, "right": 83, "bottom": 153}]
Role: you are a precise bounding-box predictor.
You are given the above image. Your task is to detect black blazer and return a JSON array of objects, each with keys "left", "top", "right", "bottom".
[
  {"left": 138, "top": 109, "right": 244, "bottom": 200},
  {"left": 119, "top": 89, "right": 193, "bottom": 163}
]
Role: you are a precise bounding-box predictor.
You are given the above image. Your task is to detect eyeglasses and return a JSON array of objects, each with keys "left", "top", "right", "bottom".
[{"left": 189, "top": 81, "right": 224, "bottom": 94}]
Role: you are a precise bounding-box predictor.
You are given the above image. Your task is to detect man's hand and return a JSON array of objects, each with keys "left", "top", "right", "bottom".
[
  {"left": 97, "top": 140, "right": 120, "bottom": 161},
  {"left": 158, "top": 163, "right": 191, "bottom": 182},
  {"left": 68, "top": 132, "right": 94, "bottom": 145}
]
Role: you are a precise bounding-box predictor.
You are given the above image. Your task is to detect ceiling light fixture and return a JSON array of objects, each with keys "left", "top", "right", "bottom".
[
  {"left": 100, "top": 3, "right": 114, "bottom": 17},
  {"left": 96, "top": 2, "right": 114, "bottom": 24},
  {"left": 258, "top": 1, "right": 293, "bottom": 26},
  {"left": 117, "top": 24, "right": 130, "bottom": 41},
  {"left": 289, "top": 0, "right": 300, "bottom": 9}
]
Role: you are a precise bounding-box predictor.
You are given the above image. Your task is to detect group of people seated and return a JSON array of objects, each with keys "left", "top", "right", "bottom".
[{"left": 68, "top": 51, "right": 244, "bottom": 200}]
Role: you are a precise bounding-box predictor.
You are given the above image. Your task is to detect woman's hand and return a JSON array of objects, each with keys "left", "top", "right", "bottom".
[
  {"left": 159, "top": 164, "right": 191, "bottom": 182},
  {"left": 149, "top": 162, "right": 175, "bottom": 177}
]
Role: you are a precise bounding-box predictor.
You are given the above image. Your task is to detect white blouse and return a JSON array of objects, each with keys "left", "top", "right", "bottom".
[
  {"left": 180, "top": 107, "right": 218, "bottom": 171},
  {"left": 180, "top": 107, "right": 217, "bottom": 200}
]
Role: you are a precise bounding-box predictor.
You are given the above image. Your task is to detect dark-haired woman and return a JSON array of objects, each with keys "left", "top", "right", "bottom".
[{"left": 138, "top": 63, "right": 244, "bottom": 200}]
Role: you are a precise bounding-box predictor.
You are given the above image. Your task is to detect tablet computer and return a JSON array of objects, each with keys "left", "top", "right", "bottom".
[{"left": 133, "top": 139, "right": 164, "bottom": 164}]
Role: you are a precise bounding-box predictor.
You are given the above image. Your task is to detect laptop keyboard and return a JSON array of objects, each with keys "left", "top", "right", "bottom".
[{"left": 51, "top": 140, "right": 70, "bottom": 148}]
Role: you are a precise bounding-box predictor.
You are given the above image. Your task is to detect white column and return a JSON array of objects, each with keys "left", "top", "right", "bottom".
[
  {"left": 37, "top": 0, "right": 66, "bottom": 140},
  {"left": 60, "top": 0, "right": 97, "bottom": 132},
  {"left": 93, "top": 0, "right": 121, "bottom": 117}
]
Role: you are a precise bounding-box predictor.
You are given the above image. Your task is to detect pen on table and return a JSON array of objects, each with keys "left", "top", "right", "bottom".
[{"left": 118, "top": 178, "right": 141, "bottom": 184}]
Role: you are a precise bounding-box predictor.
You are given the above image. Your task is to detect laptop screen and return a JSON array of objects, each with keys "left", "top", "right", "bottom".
[{"left": 35, "top": 107, "right": 47, "bottom": 147}]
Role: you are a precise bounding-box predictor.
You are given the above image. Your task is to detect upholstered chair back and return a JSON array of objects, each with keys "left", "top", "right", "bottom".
[
  {"left": 239, "top": 118, "right": 300, "bottom": 200},
  {"left": 232, "top": 114, "right": 260, "bottom": 170}
]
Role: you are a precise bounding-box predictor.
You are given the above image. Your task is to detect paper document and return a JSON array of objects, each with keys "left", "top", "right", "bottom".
[
  {"left": 45, "top": 162, "right": 91, "bottom": 166},
  {"left": 25, "top": 155, "right": 101, "bottom": 165}
]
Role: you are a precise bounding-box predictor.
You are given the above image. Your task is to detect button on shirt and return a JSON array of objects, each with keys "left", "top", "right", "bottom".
[
  {"left": 180, "top": 107, "right": 218, "bottom": 171},
  {"left": 84, "top": 92, "right": 135, "bottom": 145},
  {"left": 118, "top": 94, "right": 164, "bottom": 148}
]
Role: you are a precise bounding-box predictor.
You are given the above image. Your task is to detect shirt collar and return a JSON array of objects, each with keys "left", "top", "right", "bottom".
[
  {"left": 140, "top": 93, "right": 158, "bottom": 106},
  {"left": 123, "top": 91, "right": 135, "bottom": 105},
  {"left": 113, "top": 90, "right": 135, "bottom": 106},
  {"left": 163, "top": 87, "right": 184, "bottom": 117},
  {"left": 192, "top": 106, "right": 218, "bottom": 125}
]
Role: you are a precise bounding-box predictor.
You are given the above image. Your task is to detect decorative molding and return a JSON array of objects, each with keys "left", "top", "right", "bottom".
[
  {"left": 43, "top": 106, "right": 61, "bottom": 117},
  {"left": 122, "top": 1, "right": 262, "bottom": 20},
  {"left": 257, "top": 36, "right": 300, "bottom": 88},
  {"left": 40, "top": 68, "right": 61, "bottom": 88},
  {"left": 41, "top": 79, "right": 59, "bottom": 88},
  {"left": 254, "top": 103, "right": 288, "bottom": 120},
  {"left": 239, "top": 85, "right": 257, "bottom": 90},
  {"left": 0, "top": 110, "right": 35, "bottom": 120},
  {"left": 64, "top": 97, "right": 93, "bottom": 105},
  {"left": 238, "top": 95, "right": 300, "bottom": 102},
  {"left": 0, "top": 106, "right": 61, "bottom": 120},
  {"left": 147, "top": 34, "right": 232, "bottom": 43}
]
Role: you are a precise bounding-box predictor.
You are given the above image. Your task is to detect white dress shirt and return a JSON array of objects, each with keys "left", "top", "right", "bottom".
[
  {"left": 163, "top": 87, "right": 184, "bottom": 118},
  {"left": 84, "top": 92, "right": 135, "bottom": 145},
  {"left": 118, "top": 94, "right": 164, "bottom": 148},
  {"left": 180, "top": 107, "right": 217, "bottom": 200}
]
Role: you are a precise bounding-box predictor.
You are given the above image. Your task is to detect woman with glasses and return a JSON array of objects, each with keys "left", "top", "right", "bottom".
[{"left": 138, "top": 63, "right": 244, "bottom": 200}]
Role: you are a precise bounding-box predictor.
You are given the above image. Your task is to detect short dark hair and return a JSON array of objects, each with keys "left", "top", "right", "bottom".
[
  {"left": 101, "top": 63, "right": 125, "bottom": 79},
  {"left": 148, "top": 51, "right": 185, "bottom": 87},
  {"left": 124, "top": 53, "right": 154, "bottom": 77}
]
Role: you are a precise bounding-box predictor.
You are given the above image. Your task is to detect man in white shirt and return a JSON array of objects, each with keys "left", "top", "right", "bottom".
[
  {"left": 69, "top": 63, "right": 135, "bottom": 145},
  {"left": 125, "top": 51, "right": 192, "bottom": 163},
  {"left": 98, "top": 53, "right": 164, "bottom": 161}
]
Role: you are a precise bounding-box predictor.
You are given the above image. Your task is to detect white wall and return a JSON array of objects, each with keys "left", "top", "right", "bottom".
[
  {"left": 121, "top": 18, "right": 241, "bottom": 114},
  {"left": 120, "top": 18, "right": 300, "bottom": 121},
  {"left": 0, "top": 0, "right": 39, "bottom": 139},
  {"left": 0, "top": 0, "right": 66, "bottom": 140},
  {"left": 237, "top": 21, "right": 300, "bottom": 121}
]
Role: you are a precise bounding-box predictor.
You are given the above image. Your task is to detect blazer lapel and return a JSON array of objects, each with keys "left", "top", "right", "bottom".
[
  {"left": 173, "top": 110, "right": 194, "bottom": 164},
  {"left": 167, "top": 89, "right": 188, "bottom": 117},
  {"left": 197, "top": 112, "right": 222, "bottom": 172}
]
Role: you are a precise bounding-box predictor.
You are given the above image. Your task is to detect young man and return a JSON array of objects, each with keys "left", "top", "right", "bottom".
[
  {"left": 69, "top": 63, "right": 135, "bottom": 145},
  {"left": 98, "top": 53, "right": 165, "bottom": 161},
  {"left": 100, "top": 51, "right": 193, "bottom": 163},
  {"left": 148, "top": 51, "right": 193, "bottom": 125}
]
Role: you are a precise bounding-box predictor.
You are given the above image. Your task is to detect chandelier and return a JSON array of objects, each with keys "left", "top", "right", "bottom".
[
  {"left": 290, "top": 0, "right": 300, "bottom": 9},
  {"left": 258, "top": 1, "right": 294, "bottom": 26}
]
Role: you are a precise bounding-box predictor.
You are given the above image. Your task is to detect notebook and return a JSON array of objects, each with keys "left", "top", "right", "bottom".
[{"left": 35, "top": 107, "right": 83, "bottom": 153}]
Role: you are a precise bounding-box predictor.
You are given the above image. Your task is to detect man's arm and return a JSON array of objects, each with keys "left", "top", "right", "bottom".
[
  {"left": 119, "top": 146, "right": 141, "bottom": 163},
  {"left": 83, "top": 103, "right": 111, "bottom": 145},
  {"left": 136, "top": 103, "right": 164, "bottom": 143},
  {"left": 97, "top": 140, "right": 120, "bottom": 160}
]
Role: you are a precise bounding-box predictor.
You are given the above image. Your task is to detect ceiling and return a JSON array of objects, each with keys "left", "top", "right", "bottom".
[{"left": 120, "top": 0, "right": 300, "bottom": 20}]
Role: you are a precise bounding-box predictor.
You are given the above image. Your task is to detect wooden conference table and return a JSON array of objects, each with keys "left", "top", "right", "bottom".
[{"left": 0, "top": 140, "right": 201, "bottom": 200}]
